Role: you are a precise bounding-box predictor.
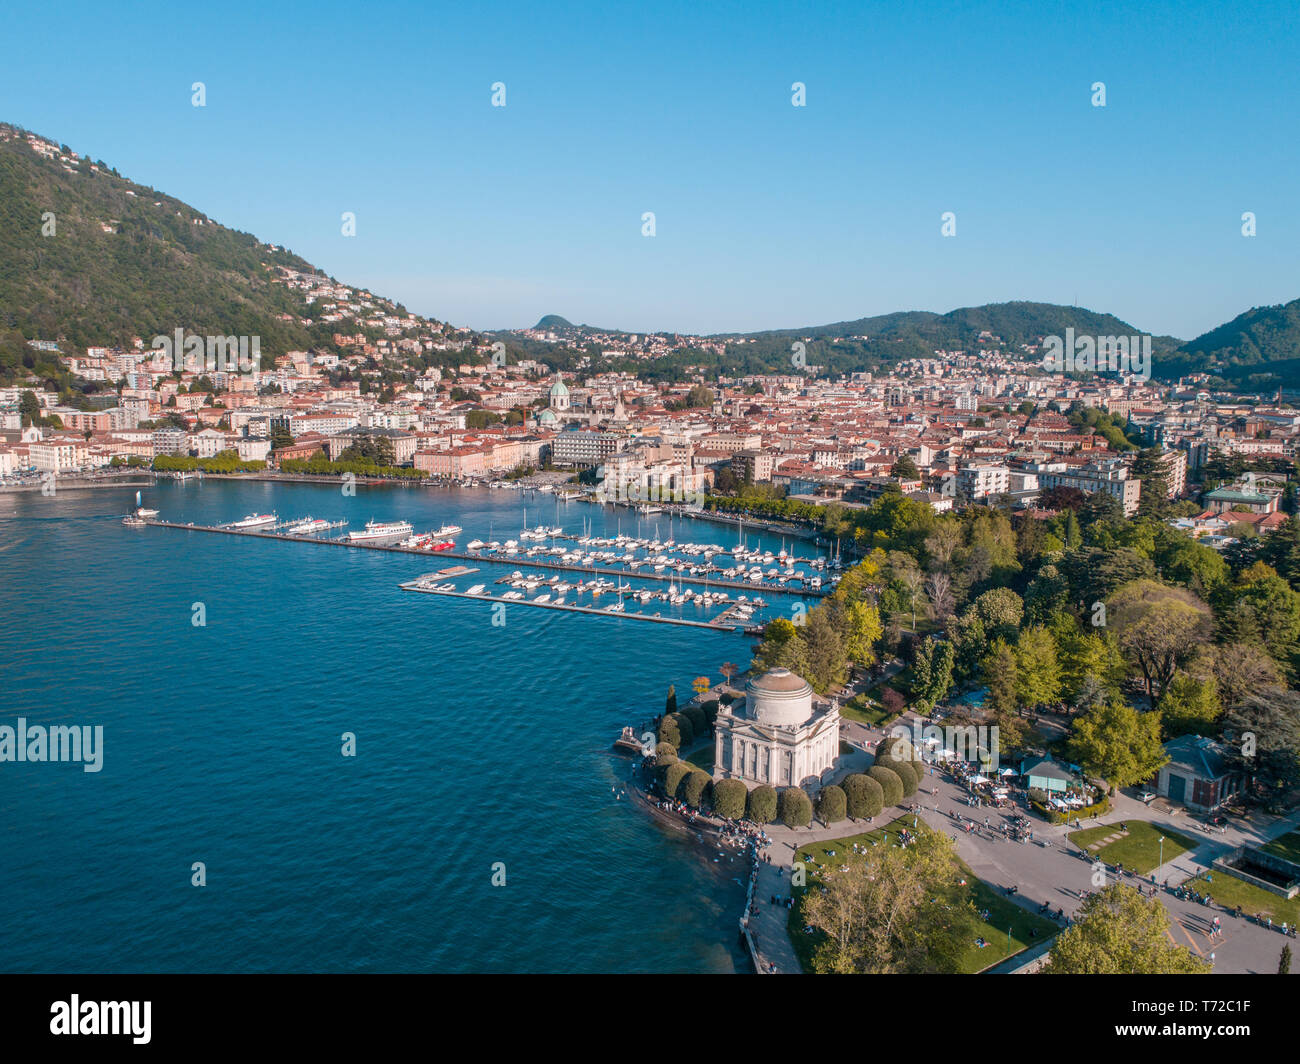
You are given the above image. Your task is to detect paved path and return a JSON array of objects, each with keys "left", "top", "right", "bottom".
[{"left": 754, "top": 754, "right": 1300, "bottom": 974}]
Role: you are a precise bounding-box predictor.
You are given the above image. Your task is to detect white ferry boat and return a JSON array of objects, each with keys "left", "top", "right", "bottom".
[
  {"left": 347, "top": 519, "right": 414, "bottom": 545},
  {"left": 434, "top": 524, "right": 462, "bottom": 537},
  {"left": 227, "top": 513, "right": 277, "bottom": 530}
]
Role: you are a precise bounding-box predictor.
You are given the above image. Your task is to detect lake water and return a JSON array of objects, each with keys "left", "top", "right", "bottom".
[{"left": 0, "top": 478, "right": 817, "bottom": 973}]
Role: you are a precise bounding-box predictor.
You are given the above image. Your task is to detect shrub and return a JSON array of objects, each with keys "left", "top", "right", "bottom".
[
  {"left": 713, "top": 778, "right": 748, "bottom": 819},
  {"left": 658, "top": 717, "right": 682, "bottom": 748},
  {"left": 655, "top": 741, "right": 678, "bottom": 764},
  {"left": 663, "top": 760, "right": 692, "bottom": 799},
  {"left": 719, "top": 693, "right": 736, "bottom": 706},
  {"left": 780, "top": 787, "right": 813, "bottom": 828},
  {"left": 843, "top": 773, "right": 884, "bottom": 819},
  {"left": 816, "top": 784, "right": 847, "bottom": 824},
  {"left": 682, "top": 770, "right": 711, "bottom": 808},
  {"left": 889, "top": 759, "right": 918, "bottom": 798},
  {"left": 868, "top": 765, "right": 904, "bottom": 808},
  {"left": 701, "top": 700, "right": 720, "bottom": 725},
  {"left": 1035, "top": 795, "right": 1111, "bottom": 825},
  {"left": 747, "top": 784, "right": 778, "bottom": 824},
  {"left": 670, "top": 712, "right": 695, "bottom": 747},
  {"left": 682, "top": 705, "right": 707, "bottom": 737}
]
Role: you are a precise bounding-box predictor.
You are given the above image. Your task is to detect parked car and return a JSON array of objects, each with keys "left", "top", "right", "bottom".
[{"left": 1138, "top": 791, "right": 1156, "bottom": 803}]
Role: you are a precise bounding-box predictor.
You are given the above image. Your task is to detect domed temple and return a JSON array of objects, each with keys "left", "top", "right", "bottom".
[{"left": 712, "top": 668, "right": 841, "bottom": 789}]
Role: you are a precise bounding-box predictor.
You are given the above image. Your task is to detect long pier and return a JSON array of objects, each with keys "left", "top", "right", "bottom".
[
  {"left": 143, "top": 520, "right": 826, "bottom": 597},
  {"left": 399, "top": 582, "right": 764, "bottom": 633}
]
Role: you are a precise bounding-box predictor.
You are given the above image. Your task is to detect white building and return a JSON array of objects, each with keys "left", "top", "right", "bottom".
[{"left": 712, "top": 668, "right": 841, "bottom": 790}]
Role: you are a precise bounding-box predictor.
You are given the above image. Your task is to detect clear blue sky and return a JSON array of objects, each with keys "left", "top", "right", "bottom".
[{"left": 4, "top": 0, "right": 1298, "bottom": 339}]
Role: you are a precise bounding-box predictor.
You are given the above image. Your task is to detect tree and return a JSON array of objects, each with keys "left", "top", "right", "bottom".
[
  {"left": 665, "top": 685, "right": 678, "bottom": 717},
  {"left": 1280, "top": 945, "right": 1292, "bottom": 975},
  {"left": 1044, "top": 884, "right": 1211, "bottom": 973},
  {"left": 868, "top": 765, "right": 904, "bottom": 807},
  {"left": 816, "top": 784, "right": 847, "bottom": 824},
  {"left": 802, "top": 609, "right": 847, "bottom": 692},
  {"left": 890, "top": 454, "right": 919, "bottom": 479},
  {"left": 663, "top": 760, "right": 692, "bottom": 799},
  {"left": 1223, "top": 687, "right": 1300, "bottom": 798},
  {"left": 747, "top": 784, "right": 778, "bottom": 824},
  {"left": 779, "top": 787, "right": 813, "bottom": 828},
  {"left": 681, "top": 770, "right": 710, "bottom": 807},
  {"left": 925, "top": 570, "right": 955, "bottom": 621},
  {"left": 1013, "top": 626, "right": 1062, "bottom": 710},
  {"left": 712, "top": 778, "right": 747, "bottom": 819},
  {"left": 843, "top": 773, "right": 884, "bottom": 819},
  {"left": 1067, "top": 701, "right": 1169, "bottom": 793},
  {"left": 802, "top": 829, "right": 976, "bottom": 973},
  {"left": 1108, "top": 580, "right": 1213, "bottom": 701},
  {"left": 842, "top": 601, "right": 883, "bottom": 667},
  {"left": 1157, "top": 673, "right": 1222, "bottom": 739},
  {"left": 1189, "top": 642, "right": 1282, "bottom": 711},
  {"left": 888, "top": 758, "right": 918, "bottom": 798}
]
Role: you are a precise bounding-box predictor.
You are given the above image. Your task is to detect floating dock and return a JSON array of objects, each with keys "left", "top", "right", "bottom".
[
  {"left": 143, "top": 520, "right": 824, "bottom": 597},
  {"left": 398, "top": 580, "right": 764, "bottom": 633}
]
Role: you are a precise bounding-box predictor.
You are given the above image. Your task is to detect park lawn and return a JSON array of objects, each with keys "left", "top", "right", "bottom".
[
  {"left": 1262, "top": 831, "right": 1300, "bottom": 866},
  {"left": 840, "top": 692, "right": 890, "bottom": 727},
  {"left": 787, "top": 816, "right": 1057, "bottom": 973},
  {"left": 1067, "top": 821, "right": 1198, "bottom": 875},
  {"left": 1182, "top": 868, "right": 1300, "bottom": 927}
]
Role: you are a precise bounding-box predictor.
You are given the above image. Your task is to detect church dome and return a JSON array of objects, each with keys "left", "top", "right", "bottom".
[
  {"left": 549, "top": 377, "right": 570, "bottom": 399},
  {"left": 745, "top": 668, "right": 814, "bottom": 727}
]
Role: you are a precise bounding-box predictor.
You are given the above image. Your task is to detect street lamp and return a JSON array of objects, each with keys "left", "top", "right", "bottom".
[{"left": 1159, "top": 835, "right": 1165, "bottom": 869}]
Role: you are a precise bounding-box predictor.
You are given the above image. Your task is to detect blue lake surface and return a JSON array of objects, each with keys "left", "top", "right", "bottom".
[{"left": 0, "top": 479, "right": 816, "bottom": 973}]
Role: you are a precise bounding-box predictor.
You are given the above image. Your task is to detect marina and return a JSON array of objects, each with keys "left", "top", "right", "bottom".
[
  {"left": 398, "top": 579, "right": 765, "bottom": 633},
  {"left": 139, "top": 518, "right": 831, "bottom": 598}
]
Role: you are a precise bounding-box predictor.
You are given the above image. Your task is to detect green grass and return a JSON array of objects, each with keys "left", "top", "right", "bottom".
[
  {"left": 839, "top": 692, "right": 890, "bottom": 726},
  {"left": 1067, "top": 821, "right": 1198, "bottom": 875},
  {"left": 787, "top": 816, "right": 1057, "bottom": 973},
  {"left": 1182, "top": 868, "right": 1300, "bottom": 926},
  {"left": 1262, "top": 830, "right": 1300, "bottom": 866}
]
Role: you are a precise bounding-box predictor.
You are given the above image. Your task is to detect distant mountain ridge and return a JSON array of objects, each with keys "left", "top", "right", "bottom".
[{"left": 4, "top": 120, "right": 1300, "bottom": 392}]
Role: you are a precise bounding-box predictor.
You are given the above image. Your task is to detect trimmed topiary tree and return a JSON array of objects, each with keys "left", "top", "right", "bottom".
[
  {"left": 779, "top": 787, "right": 813, "bottom": 828},
  {"left": 655, "top": 741, "right": 678, "bottom": 764},
  {"left": 670, "top": 712, "right": 695, "bottom": 748},
  {"left": 816, "top": 784, "right": 847, "bottom": 824},
  {"left": 666, "top": 685, "right": 678, "bottom": 716},
  {"left": 701, "top": 700, "right": 720, "bottom": 726},
  {"left": 747, "top": 784, "right": 778, "bottom": 824},
  {"left": 712, "top": 778, "right": 748, "bottom": 820},
  {"left": 658, "top": 716, "right": 682, "bottom": 748},
  {"left": 663, "top": 760, "right": 692, "bottom": 799},
  {"left": 889, "top": 758, "right": 918, "bottom": 798},
  {"left": 868, "top": 764, "right": 904, "bottom": 808},
  {"left": 843, "top": 773, "right": 884, "bottom": 819},
  {"left": 682, "top": 705, "right": 707, "bottom": 737},
  {"left": 682, "top": 769, "right": 711, "bottom": 808}
]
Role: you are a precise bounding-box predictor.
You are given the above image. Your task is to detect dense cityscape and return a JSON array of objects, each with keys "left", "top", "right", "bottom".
[{"left": 4, "top": 2, "right": 1299, "bottom": 1045}]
